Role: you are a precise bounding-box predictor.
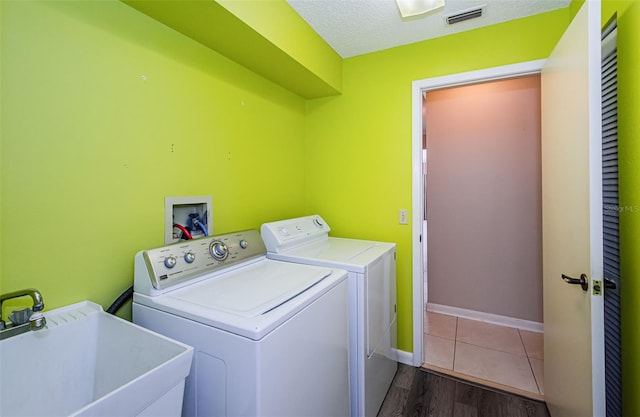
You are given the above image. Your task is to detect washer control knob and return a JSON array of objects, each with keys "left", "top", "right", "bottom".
[
  {"left": 184, "top": 251, "right": 196, "bottom": 263},
  {"left": 164, "top": 256, "right": 177, "bottom": 269},
  {"left": 239, "top": 240, "right": 248, "bottom": 249},
  {"left": 313, "top": 218, "right": 324, "bottom": 228},
  {"left": 209, "top": 241, "right": 229, "bottom": 261}
]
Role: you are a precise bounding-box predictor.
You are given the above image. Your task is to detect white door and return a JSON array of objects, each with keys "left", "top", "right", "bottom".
[{"left": 541, "top": 1, "right": 605, "bottom": 416}]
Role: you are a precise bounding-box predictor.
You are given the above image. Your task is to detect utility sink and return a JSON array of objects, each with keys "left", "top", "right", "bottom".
[{"left": 0, "top": 301, "right": 193, "bottom": 417}]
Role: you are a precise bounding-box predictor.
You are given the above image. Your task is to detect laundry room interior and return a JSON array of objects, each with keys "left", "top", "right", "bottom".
[{"left": 2, "top": 0, "right": 640, "bottom": 416}]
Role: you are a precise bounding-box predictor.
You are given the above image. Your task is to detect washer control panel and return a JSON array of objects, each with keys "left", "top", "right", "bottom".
[{"left": 137, "top": 229, "right": 266, "bottom": 293}]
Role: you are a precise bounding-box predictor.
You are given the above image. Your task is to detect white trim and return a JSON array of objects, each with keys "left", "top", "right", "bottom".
[
  {"left": 394, "top": 349, "right": 415, "bottom": 366},
  {"left": 411, "top": 75, "right": 425, "bottom": 366},
  {"left": 586, "top": 1, "right": 605, "bottom": 415},
  {"left": 427, "top": 303, "right": 544, "bottom": 333},
  {"left": 413, "top": 59, "right": 546, "bottom": 92},
  {"left": 411, "top": 59, "right": 546, "bottom": 367}
]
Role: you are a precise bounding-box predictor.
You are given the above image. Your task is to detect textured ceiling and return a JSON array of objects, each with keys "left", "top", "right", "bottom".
[{"left": 287, "top": 0, "right": 571, "bottom": 58}]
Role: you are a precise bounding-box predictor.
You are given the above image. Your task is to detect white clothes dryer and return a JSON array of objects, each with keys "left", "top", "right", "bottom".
[
  {"left": 133, "top": 229, "right": 350, "bottom": 417},
  {"left": 261, "top": 215, "right": 397, "bottom": 417}
]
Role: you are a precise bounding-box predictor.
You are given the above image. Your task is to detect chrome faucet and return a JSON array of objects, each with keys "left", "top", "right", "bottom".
[{"left": 0, "top": 288, "right": 46, "bottom": 340}]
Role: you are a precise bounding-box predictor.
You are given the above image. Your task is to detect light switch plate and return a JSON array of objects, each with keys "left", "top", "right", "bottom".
[{"left": 399, "top": 209, "right": 409, "bottom": 225}]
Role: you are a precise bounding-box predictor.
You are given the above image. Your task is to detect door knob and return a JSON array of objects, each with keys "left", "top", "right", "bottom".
[{"left": 561, "top": 273, "right": 589, "bottom": 291}]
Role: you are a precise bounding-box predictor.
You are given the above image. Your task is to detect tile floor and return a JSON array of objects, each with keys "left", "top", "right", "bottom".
[{"left": 422, "top": 311, "right": 545, "bottom": 399}]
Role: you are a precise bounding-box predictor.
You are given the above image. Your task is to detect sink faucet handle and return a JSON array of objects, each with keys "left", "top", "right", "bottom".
[{"left": 9, "top": 308, "right": 33, "bottom": 326}]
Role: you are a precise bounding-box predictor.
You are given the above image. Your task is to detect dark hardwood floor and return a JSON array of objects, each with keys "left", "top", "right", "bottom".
[{"left": 378, "top": 364, "right": 550, "bottom": 417}]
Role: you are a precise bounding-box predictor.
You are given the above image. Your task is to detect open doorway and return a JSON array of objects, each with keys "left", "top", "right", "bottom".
[
  {"left": 409, "top": 59, "right": 545, "bottom": 366},
  {"left": 421, "top": 75, "right": 544, "bottom": 397},
  {"left": 411, "top": 5, "right": 619, "bottom": 412}
]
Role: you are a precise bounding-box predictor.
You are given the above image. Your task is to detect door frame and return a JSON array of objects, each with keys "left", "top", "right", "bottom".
[{"left": 409, "top": 59, "right": 546, "bottom": 366}]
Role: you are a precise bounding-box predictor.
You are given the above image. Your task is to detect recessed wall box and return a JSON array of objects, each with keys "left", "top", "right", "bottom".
[{"left": 165, "top": 196, "right": 213, "bottom": 244}]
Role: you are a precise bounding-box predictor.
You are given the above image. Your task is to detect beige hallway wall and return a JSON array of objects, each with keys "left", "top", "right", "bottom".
[{"left": 425, "top": 75, "right": 542, "bottom": 322}]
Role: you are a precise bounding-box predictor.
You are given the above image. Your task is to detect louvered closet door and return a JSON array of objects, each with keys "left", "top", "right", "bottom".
[{"left": 601, "top": 26, "right": 621, "bottom": 417}]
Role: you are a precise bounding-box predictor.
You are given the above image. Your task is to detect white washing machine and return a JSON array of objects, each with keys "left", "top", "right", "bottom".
[
  {"left": 261, "top": 215, "right": 397, "bottom": 417},
  {"left": 133, "top": 229, "right": 350, "bottom": 417}
]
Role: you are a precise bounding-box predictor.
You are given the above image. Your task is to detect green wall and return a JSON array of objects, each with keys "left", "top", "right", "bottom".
[
  {"left": 218, "top": 0, "right": 343, "bottom": 95},
  {"left": 122, "top": 0, "right": 343, "bottom": 98},
  {"left": 304, "top": 9, "right": 571, "bottom": 353},
  {"left": 1, "top": 0, "right": 308, "bottom": 311}
]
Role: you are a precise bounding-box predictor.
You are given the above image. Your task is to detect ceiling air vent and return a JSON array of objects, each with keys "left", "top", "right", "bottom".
[{"left": 444, "top": 5, "right": 485, "bottom": 25}]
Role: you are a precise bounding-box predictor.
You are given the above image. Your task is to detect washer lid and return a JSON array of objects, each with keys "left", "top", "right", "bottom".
[
  {"left": 136, "top": 259, "right": 347, "bottom": 340},
  {"left": 173, "top": 260, "right": 331, "bottom": 317}
]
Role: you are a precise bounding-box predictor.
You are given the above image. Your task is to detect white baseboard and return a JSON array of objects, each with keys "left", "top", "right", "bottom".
[
  {"left": 426, "top": 303, "right": 544, "bottom": 333},
  {"left": 394, "top": 348, "right": 416, "bottom": 366}
]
